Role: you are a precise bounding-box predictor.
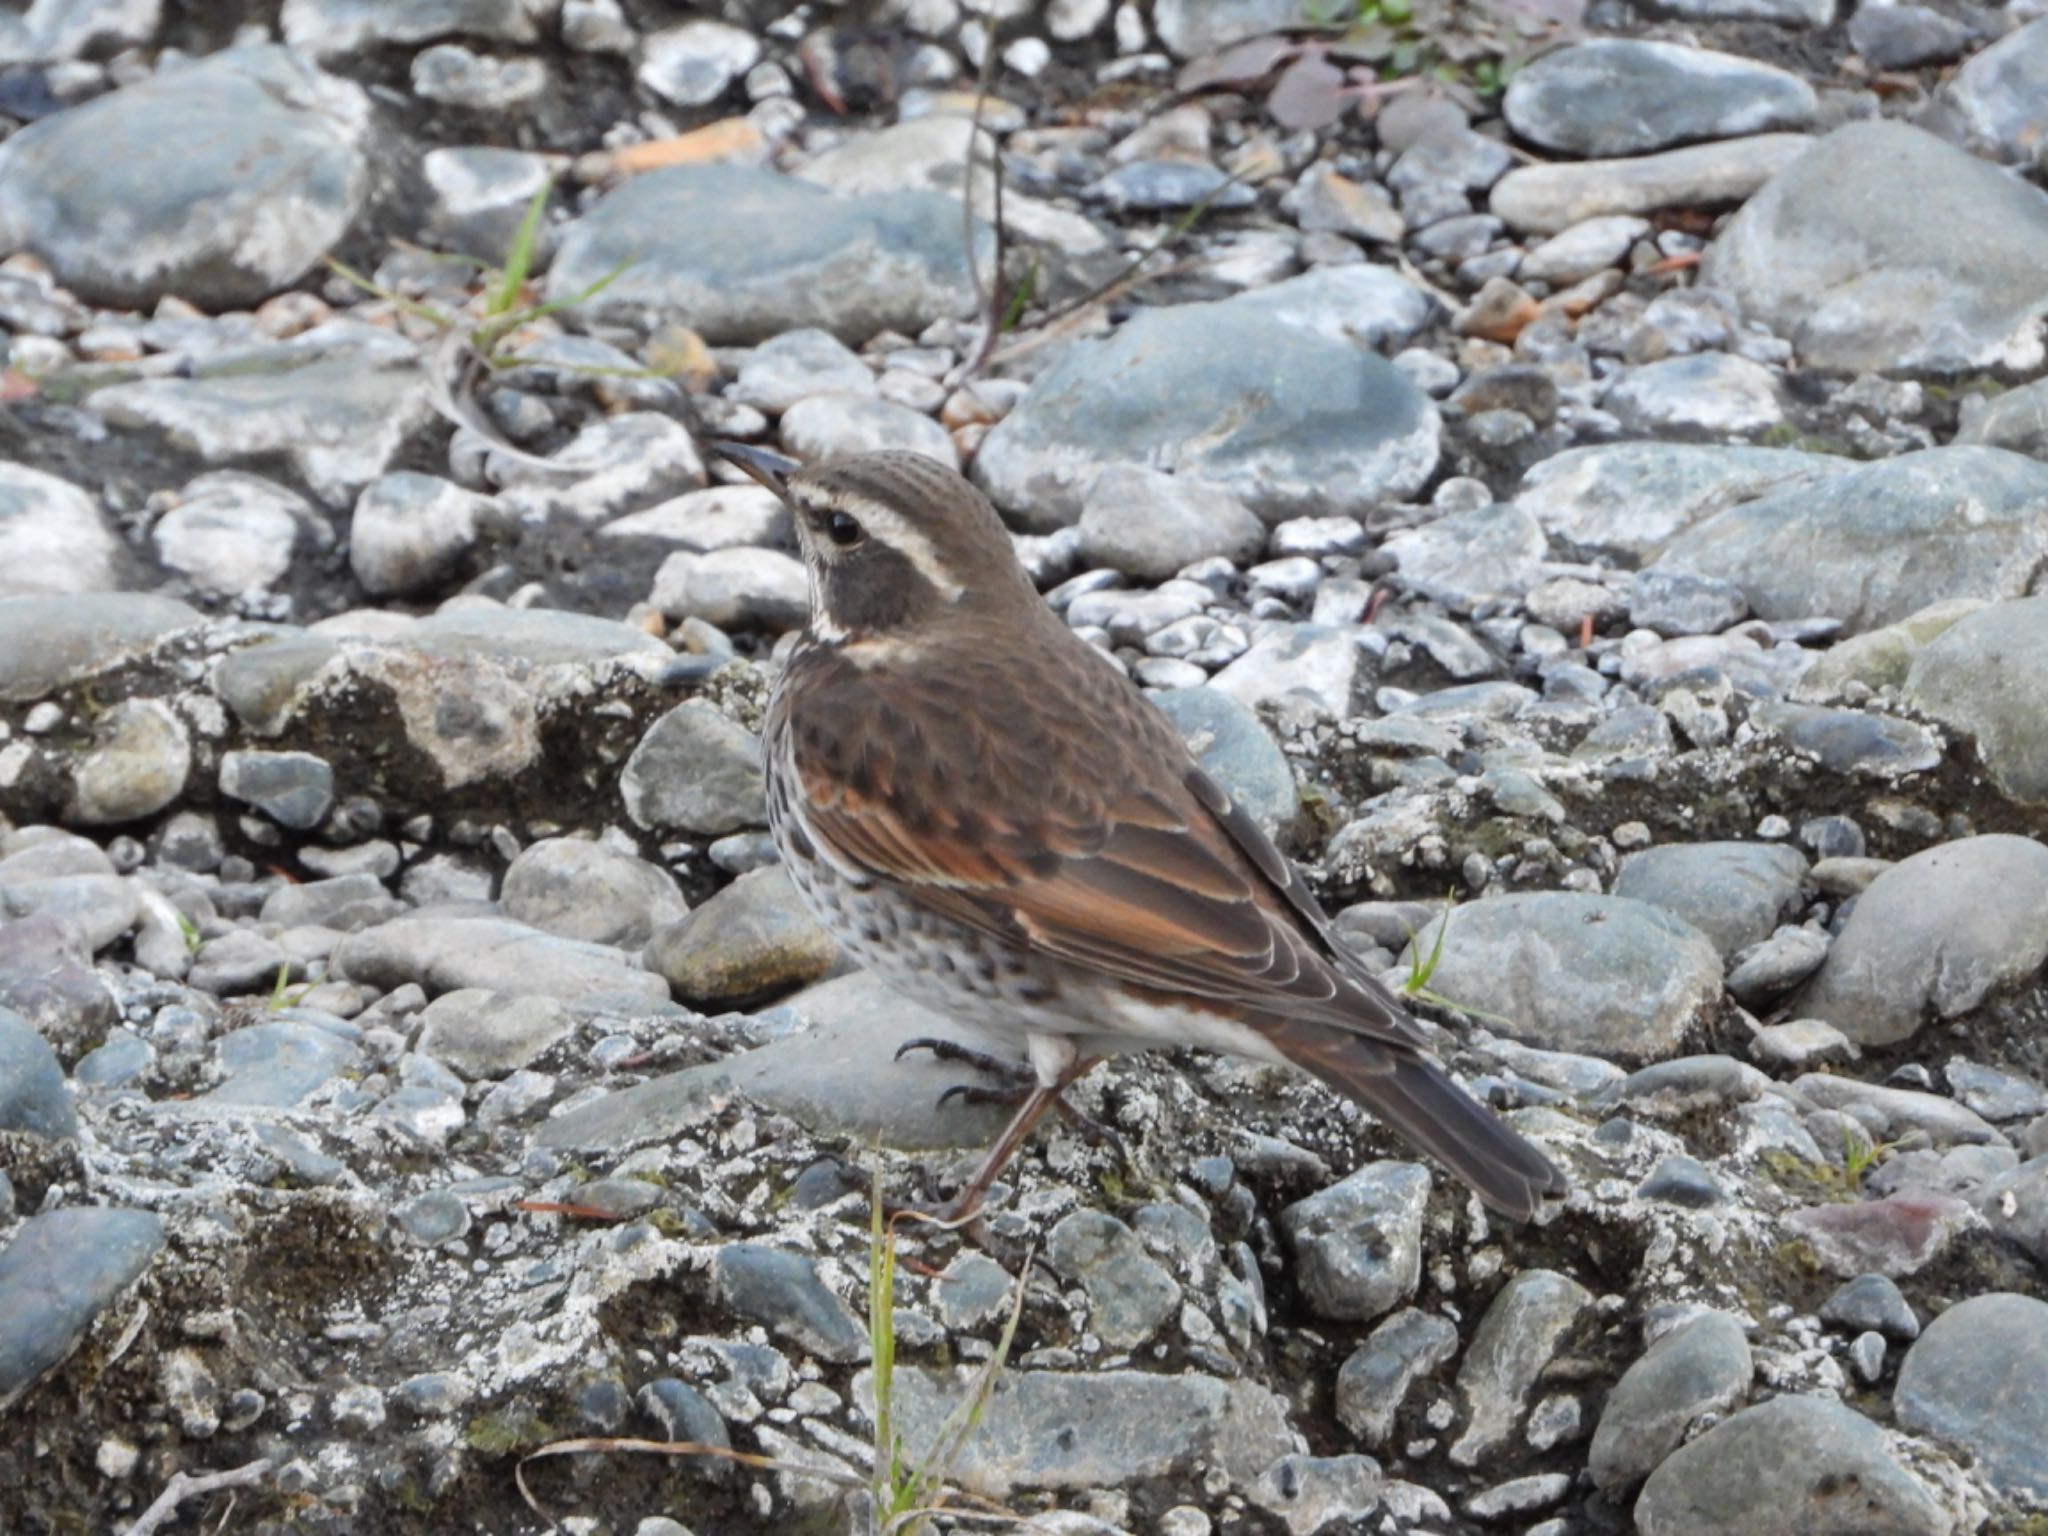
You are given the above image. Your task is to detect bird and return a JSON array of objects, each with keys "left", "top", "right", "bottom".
[{"left": 715, "top": 443, "right": 1567, "bottom": 1225}]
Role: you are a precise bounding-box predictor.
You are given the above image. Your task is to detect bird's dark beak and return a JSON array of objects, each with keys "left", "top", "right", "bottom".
[{"left": 712, "top": 441, "right": 800, "bottom": 501}]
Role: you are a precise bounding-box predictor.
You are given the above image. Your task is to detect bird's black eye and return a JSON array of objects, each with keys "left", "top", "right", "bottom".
[{"left": 823, "top": 510, "right": 864, "bottom": 548}]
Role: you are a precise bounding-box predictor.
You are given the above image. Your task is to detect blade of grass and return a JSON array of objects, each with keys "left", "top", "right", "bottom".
[
  {"left": 320, "top": 254, "right": 461, "bottom": 329},
  {"left": 489, "top": 175, "right": 554, "bottom": 318}
]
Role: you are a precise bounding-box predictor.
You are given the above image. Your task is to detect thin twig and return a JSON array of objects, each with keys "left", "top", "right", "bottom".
[{"left": 122, "top": 1458, "right": 273, "bottom": 1536}]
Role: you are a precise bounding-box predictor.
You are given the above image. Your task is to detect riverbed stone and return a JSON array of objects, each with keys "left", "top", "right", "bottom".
[
  {"left": 0, "top": 45, "right": 370, "bottom": 309},
  {"left": 1700, "top": 120, "right": 2048, "bottom": 373}
]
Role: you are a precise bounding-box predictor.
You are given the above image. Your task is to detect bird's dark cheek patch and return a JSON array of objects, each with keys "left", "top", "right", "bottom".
[{"left": 821, "top": 542, "right": 941, "bottom": 635}]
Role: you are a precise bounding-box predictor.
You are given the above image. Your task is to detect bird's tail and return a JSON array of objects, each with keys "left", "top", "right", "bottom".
[{"left": 1267, "top": 1019, "right": 1567, "bottom": 1220}]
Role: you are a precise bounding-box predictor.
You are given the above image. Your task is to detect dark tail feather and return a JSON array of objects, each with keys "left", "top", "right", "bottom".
[{"left": 1269, "top": 1021, "right": 1567, "bottom": 1221}]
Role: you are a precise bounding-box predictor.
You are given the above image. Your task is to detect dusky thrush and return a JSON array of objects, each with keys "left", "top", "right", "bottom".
[{"left": 719, "top": 444, "right": 1567, "bottom": 1224}]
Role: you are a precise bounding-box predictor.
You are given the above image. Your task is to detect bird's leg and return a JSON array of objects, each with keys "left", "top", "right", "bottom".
[
  {"left": 890, "top": 1050, "right": 1105, "bottom": 1229},
  {"left": 897, "top": 1037, "right": 1123, "bottom": 1152}
]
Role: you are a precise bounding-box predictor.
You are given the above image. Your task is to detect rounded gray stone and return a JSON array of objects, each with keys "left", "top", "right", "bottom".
[
  {"left": 711, "top": 1243, "right": 867, "bottom": 1363},
  {"left": 1799, "top": 835, "right": 2048, "bottom": 1046},
  {"left": 545, "top": 164, "right": 991, "bottom": 345},
  {"left": 416, "top": 989, "right": 574, "bottom": 1080},
  {"left": 153, "top": 471, "right": 319, "bottom": 595},
  {"left": 219, "top": 749, "right": 335, "bottom": 831},
  {"left": 1588, "top": 1311, "right": 1753, "bottom": 1490},
  {"left": 779, "top": 392, "right": 958, "bottom": 469},
  {"left": 1903, "top": 596, "right": 2048, "bottom": 807},
  {"left": 1937, "top": 16, "right": 2048, "bottom": 165},
  {"left": 644, "top": 865, "right": 837, "bottom": 1007},
  {"left": 0, "top": 466, "right": 122, "bottom": 599},
  {"left": 0, "top": 1207, "right": 163, "bottom": 1410},
  {"left": 1076, "top": 465, "right": 1266, "bottom": 582},
  {"left": 67, "top": 698, "right": 191, "bottom": 827},
  {"left": 349, "top": 472, "right": 488, "bottom": 598},
  {"left": 1335, "top": 1306, "right": 1459, "bottom": 1447},
  {"left": 619, "top": 700, "right": 766, "bottom": 836},
  {"left": 1045, "top": 1209, "right": 1182, "bottom": 1349},
  {"left": 1636, "top": 1394, "right": 1949, "bottom": 1536},
  {"left": 1449, "top": 1268, "right": 1593, "bottom": 1467},
  {"left": 974, "top": 296, "right": 1440, "bottom": 532},
  {"left": 1406, "top": 892, "right": 1723, "bottom": 1064},
  {"left": 0, "top": 1006, "right": 76, "bottom": 1141},
  {"left": 0, "top": 45, "right": 370, "bottom": 309},
  {"left": 1700, "top": 120, "right": 2048, "bottom": 374},
  {"left": 1653, "top": 446, "right": 2048, "bottom": 637},
  {"left": 1895, "top": 1291, "right": 2048, "bottom": 1501},
  {"left": 1504, "top": 39, "right": 1816, "bottom": 158},
  {"left": 1612, "top": 841, "right": 1807, "bottom": 958},
  {"left": 502, "top": 837, "right": 687, "bottom": 950},
  {"left": 1148, "top": 684, "right": 1299, "bottom": 839}
]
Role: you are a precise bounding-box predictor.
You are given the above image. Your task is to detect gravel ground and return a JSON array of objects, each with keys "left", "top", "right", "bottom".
[{"left": 1, "top": 2, "right": 2048, "bottom": 1534}]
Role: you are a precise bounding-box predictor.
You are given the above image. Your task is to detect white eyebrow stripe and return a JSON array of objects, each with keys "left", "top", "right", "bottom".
[{"left": 801, "top": 486, "right": 965, "bottom": 601}]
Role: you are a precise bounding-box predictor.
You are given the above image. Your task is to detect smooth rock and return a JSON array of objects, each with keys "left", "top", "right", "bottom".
[
  {"left": 1149, "top": 686, "right": 1299, "bottom": 839},
  {"left": 93, "top": 330, "right": 435, "bottom": 508},
  {"left": 1588, "top": 1311, "right": 1752, "bottom": 1490},
  {"left": 1635, "top": 1395, "right": 1949, "bottom": 1536},
  {"left": 1894, "top": 1291, "right": 2048, "bottom": 1501},
  {"left": 1782, "top": 1196, "right": 1974, "bottom": 1278},
  {"left": 0, "top": 1207, "right": 163, "bottom": 1411},
  {"left": 1903, "top": 596, "right": 2048, "bottom": 806},
  {"left": 67, "top": 699, "right": 190, "bottom": 827},
  {"left": 545, "top": 165, "right": 991, "bottom": 345},
  {"left": 0, "top": 1006, "right": 76, "bottom": 1140},
  {"left": 645, "top": 866, "right": 838, "bottom": 1007},
  {"left": 415, "top": 989, "right": 573, "bottom": 1079},
  {"left": 649, "top": 548, "right": 808, "bottom": 632},
  {"left": 219, "top": 750, "right": 334, "bottom": 831},
  {"left": 0, "top": 466, "right": 122, "bottom": 598},
  {"left": 1402, "top": 892, "right": 1722, "bottom": 1064},
  {"left": 1335, "top": 1307, "right": 1459, "bottom": 1448},
  {"left": 502, "top": 838, "right": 686, "bottom": 950},
  {"left": 333, "top": 916, "right": 669, "bottom": 1004},
  {"left": 1700, "top": 121, "right": 2048, "bottom": 373},
  {"left": 712, "top": 1244, "right": 866, "bottom": 1364},
  {"left": 1504, "top": 40, "right": 1815, "bottom": 158},
  {"left": 1078, "top": 466, "right": 1266, "bottom": 582},
  {"left": 203, "top": 1020, "right": 361, "bottom": 1107},
  {"left": 1612, "top": 841, "right": 1806, "bottom": 958},
  {"left": 1937, "top": 16, "right": 2048, "bottom": 165},
  {"left": 350, "top": 473, "right": 488, "bottom": 598},
  {"left": 974, "top": 294, "right": 1439, "bottom": 531},
  {"left": 1045, "top": 1210, "right": 1181, "bottom": 1349},
  {"left": 619, "top": 701, "right": 765, "bottom": 836},
  {"left": 1653, "top": 447, "right": 2048, "bottom": 636},
  {"left": 536, "top": 971, "right": 1012, "bottom": 1155},
  {"left": 1489, "top": 134, "right": 1813, "bottom": 236},
  {"left": 1449, "top": 1269, "right": 1593, "bottom": 1466},
  {"left": 1516, "top": 442, "right": 1847, "bottom": 565},
  {"left": 0, "top": 45, "right": 369, "bottom": 308},
  {"left": 1603, "top": 353, "right": 1784, "bottom": 440},
  {"left": 1799, "top": 836, "right": 2048, "bottom": 1046},
  {"left": 780, "top": 392, "right": 958, "bottom": 469},
  {"left": 1382, "top": 502, "right": 1546, "bottom": 611}
]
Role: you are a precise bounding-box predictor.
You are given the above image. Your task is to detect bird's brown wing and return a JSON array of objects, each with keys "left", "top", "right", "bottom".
[{"left": 781, "top": 643, "right": 1428, "bottom": 1048}]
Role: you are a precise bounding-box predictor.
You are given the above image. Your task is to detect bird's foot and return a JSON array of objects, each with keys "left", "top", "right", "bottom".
[
  {"left": 896, "top": 1037, "right": 1126, "bottom": 1157},
  {"left": 894, "top": 1035, "right": 1035, "bottom": 1087}
]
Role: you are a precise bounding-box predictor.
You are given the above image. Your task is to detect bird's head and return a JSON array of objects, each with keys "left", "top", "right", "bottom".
[{"left": 714, "top": 445, "right": 1037, "bottom": 644}]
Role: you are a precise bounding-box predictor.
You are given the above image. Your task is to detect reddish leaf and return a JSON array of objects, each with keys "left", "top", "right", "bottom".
[
  {"left": 1268, "top": 50, "right": 1351, "bottom": 132},
  {"left": 1178, "top": 33, "right": 1301, "bottom": 92}
]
